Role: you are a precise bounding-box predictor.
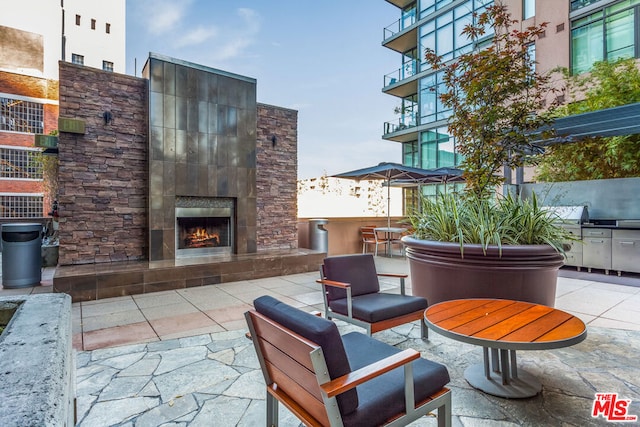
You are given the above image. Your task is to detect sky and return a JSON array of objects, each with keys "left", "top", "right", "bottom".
[{"left": 125, "top": 0, "right": 402, "bottom": 179}]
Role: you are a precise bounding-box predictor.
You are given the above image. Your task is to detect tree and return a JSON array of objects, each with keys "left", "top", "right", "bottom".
[
  {"left": 424, "top": 3, "right": 554, "bottom": 198},
  {"left": 535, "top": 58, "right": 640, "bottom": 181}
]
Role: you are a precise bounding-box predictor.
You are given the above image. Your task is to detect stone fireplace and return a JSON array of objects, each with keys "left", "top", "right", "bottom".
[
  {"left": 144, "top": 53, "right": 257, "bottom": 261},
  {"left": 54, "top": 57, "right": 323, "bottom": 302}
]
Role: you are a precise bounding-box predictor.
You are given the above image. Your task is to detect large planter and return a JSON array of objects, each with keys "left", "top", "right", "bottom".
[{"left": 402, "top": 236, "right": 565, "bottom": 307}]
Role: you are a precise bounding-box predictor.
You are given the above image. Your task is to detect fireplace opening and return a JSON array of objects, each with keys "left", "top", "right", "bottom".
[
  {"left": 175, "top": 206, "right": 234, "bottom": 257},
  {"left": 177, "top": 217, "right": 230, "bottom": 250}
]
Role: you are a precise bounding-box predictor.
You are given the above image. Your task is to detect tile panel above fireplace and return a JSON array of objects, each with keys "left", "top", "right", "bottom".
[{"left": 144, "top": 53, "right": 257, "bottom": 261}]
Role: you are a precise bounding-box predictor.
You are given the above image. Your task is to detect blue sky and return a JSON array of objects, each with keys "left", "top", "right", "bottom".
[{"left": 126, "top": 0, "right": 402, "bottom": 179}]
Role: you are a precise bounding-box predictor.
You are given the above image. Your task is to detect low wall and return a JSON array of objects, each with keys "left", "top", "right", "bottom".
[
  {"left": 521, "top": 177, "right": 640, "bottom": 220},
  {"left": 298, "top": 217, "right": 408, "bottom": 256},
  {"left": 0, "top": 294, "right": 74, "bottom": 426}
]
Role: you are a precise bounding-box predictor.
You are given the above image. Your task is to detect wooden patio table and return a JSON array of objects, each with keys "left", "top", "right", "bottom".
[{"left": 424, "top": 298, "right": 587, "bottom": 398}]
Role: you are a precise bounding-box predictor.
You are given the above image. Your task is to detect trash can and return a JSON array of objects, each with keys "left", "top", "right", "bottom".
[
  {"left": 309, "top": 219, "right": 328, "bottom": 253},
  {"left": 1, "top": 223, "right": 42, "bottom": 288}
]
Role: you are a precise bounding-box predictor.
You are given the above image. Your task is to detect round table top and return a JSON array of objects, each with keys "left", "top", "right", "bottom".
[{"left": 424, "top": 298, "right": 587, "bottom": 350}]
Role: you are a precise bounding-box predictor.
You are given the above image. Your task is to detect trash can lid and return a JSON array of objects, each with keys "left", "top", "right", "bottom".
[{"left": 1, "top": 223, "right": 42, "bottom": 232}]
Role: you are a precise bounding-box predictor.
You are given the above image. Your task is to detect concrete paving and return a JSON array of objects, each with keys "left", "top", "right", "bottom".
[{"left": 2, "top": 256, "right": 640, "bottom": 425}]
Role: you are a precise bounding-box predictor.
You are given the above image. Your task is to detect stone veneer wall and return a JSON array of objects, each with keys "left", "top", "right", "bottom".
[
  {"left": 57, "top": 62, "right": 148, "bottom": 265},
  {"left": 256, "top": 103, "right": 298, "bottom": 249}
]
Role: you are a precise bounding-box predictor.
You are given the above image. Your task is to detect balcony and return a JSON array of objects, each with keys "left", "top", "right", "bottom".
[
  {"left": 383, "top": 114, "right": 419, "bottom": 142},
  {"left": 384, "top": 0, "right": 416, "bottom": 8},
  {"left": 383, "top": 60, "right": 419, "bottom": 98},
  {"left": 382, "top": 13, "right": 418, "bottom": 53}
]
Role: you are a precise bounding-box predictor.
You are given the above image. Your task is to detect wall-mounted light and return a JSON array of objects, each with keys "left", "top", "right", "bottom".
[
  {"left": 103, "top": 111, "right": 113, "bottom": 125},
  {"left": 271, "top": 135, "right": 277, "bottom": 147}
]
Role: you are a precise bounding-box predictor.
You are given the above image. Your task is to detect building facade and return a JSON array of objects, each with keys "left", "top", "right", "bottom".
[
  {"left": 381, "top": 0, "right": 640, "bottom": 197},
  {"left": 0, "top": 0, "right": 125, "bottom": 218}
]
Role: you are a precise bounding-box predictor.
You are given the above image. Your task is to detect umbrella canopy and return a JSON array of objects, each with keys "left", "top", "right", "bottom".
[
  {"left": 409, "top": 166, "right": 464, "bottom": 184},
  {"left": 332, "top": 162, "right": 456, "bottom": 227},
  {"left": 333, "top": 162, "right": 445, "bottom": 182}
]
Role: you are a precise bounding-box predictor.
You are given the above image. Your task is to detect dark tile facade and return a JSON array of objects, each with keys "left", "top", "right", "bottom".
[{"left": 144, "top": 54, "right": 258, "bottom": 261}]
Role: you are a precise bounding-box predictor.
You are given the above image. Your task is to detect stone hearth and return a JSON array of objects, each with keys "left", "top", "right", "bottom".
[{"left": 54, "top": 249, "right": 324, "bottom": 302}]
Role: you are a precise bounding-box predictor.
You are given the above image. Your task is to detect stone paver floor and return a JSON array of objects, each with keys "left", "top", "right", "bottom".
[{"left": 2, "top": 257, "right": 640, "bottom": 425}]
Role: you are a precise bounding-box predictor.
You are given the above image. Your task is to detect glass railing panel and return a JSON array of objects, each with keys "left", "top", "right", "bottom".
[
  {"left": 383, "top": 9, "right": 416, "bottom": 41},
  {"left": 384, "top": 60, "right": 419, "bottom": 87},
  {"left": 383, "top": 113, "right": 418, "bottom": 134}
]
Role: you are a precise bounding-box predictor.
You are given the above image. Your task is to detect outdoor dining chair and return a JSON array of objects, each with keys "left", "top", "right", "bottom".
[
  {"left": 317, "top": 254, "right": 428, "bottom": 338},
  {"left": 360, "top": 226, "right": 388, "bottom": 256}
]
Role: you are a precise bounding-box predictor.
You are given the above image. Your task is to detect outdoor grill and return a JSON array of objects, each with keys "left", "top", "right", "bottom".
[{"left": 544, "top": 205, "right": 589, "bottom": 225}]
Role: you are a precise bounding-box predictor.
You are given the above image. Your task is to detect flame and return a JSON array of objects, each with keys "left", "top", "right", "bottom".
[{"left": 184, "top": 228, "right": 220, "bottom": 247}]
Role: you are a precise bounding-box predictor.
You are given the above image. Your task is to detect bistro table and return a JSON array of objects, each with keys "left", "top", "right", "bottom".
[
  {"left": 424, "top": 298, "right": 587, "bottom": 398},
  {"left": 374, "top": 227, "right": 406, "bottom": 257}
]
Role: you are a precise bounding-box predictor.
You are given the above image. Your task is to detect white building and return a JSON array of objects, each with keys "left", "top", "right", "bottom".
[
  {"left": 298, "top": 176, "right": 403, "bottom": 218},
  {"left": 62, "top": 0, "right": 126, "bottom": 74},
  {"left": 0, "top": 0, "right": 126, "bottom": 78}
]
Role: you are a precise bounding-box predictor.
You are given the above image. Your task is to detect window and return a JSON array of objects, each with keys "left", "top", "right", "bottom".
[
  {"left": 91, "top": 19, "right": 96, "bottom": 30},
  {"left": 571, "top": 0, "right": 640, "bottom": 74},
  {"left": 420, "top": 1, "right": 490, "bottom": 65},
  {"left": 0, "top": 97, "right": 44, "bottom": 134},
  {"left": 401, "top": 5, "right": 416, "bottom": 32},
  {"left": 420, "top": 0, "right": 455, "bottom": 18},
  {"left": 420, "top": 71, "right": 452, "bottom": 124},
  {"left": 0, "top": 147, "right": 42, "bottom": 179},
  {"left": 75, "top": 14, "right": 81, "bottom": 25},
  {"left": 105, "top": 23, "right": 111, "bottom": 34},
  {"left": 571, "top": 0, "right": 604, "bottom": 11},
  {"left": 420, "top": 127, "right": 457, "bottom": 169},
  {"left": 72, "top": 54, "right": 84, "bottom": 65},
  {"left": 102, "top": 61, "right": 114, "bottom": 72},
  {"left": 0, "top": 195, "right": 43, "bottom": 218},
  {"left": 523, "top": 0, "right": 535, "bottom": 19},
  {"left": 527, "top": 43, "right": 536, "bottom": 74},
  {"left": 403, "top": 141, "right": 419, "bottom": 168}
]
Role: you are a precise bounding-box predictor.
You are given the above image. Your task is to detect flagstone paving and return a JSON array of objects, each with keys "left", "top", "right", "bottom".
[
  {"left": 74, "top": 321, "right": 640, "bottom": 426},
  {"left": 3, "top": 256, "right": 640, "bottom": 425}
]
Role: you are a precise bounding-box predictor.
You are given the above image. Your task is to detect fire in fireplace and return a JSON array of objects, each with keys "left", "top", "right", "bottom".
[{"left": 175, "top": 207, "right": 234, "bottom": 257}]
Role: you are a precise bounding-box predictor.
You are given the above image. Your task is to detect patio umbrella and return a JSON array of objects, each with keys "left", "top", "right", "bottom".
[
  {"left": 395, "top": 166, "right": 465, "bottom": 185},
  {"left": 332, "top": 162, "right": 447, "bottom": 228}
]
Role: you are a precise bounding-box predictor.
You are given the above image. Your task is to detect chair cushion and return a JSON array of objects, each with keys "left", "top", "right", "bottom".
[
  {"left": 253, "top": 295, "right": 359, "bottom": 415},
  {"left": 323, "top": 254, "right": 380, "bottom": 301},
  {"left": 340, "top": 332, "right": 450, "bottom": 427},
  {"left": 329, "top": 293, "right": 427, "bottom": 322}
]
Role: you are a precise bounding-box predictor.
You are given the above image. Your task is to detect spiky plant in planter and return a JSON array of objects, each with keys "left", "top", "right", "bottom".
[{"left": 402, "top": 4, "right": 568, "bottom": 307}]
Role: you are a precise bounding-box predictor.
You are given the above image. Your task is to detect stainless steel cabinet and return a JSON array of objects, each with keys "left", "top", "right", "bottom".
[
  {"left": 582, "top": 228, "right": 612, "bottom": 273},
  {"left": 612, "top": 229, "right": 640, "bottom": 274},
  {"left": 561, "top": 225, "right": 582, "bottom": 269}
]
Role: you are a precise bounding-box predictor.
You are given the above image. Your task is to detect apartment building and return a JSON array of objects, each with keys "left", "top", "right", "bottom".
[
  {"left": 0, "top": 0, "right": 125, "bottom": 218},
  {"left": 381, "top": 0, "right": 640, "bottom": 196}
]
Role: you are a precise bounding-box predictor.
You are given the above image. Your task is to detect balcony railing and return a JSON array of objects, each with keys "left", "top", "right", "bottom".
[
  {"left": 384, "top": 60, "right": 419, "bottom": 87},
  {"left": 383, "top": 10, "right": 416, "bottom": 41},
  {"left": 384, "top": 113, "right": 418, "bottom": 135}
]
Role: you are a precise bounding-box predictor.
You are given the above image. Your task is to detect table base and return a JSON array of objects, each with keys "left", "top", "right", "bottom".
[{"left": 465, "top": 364, "right": 541, "bottom": 398}]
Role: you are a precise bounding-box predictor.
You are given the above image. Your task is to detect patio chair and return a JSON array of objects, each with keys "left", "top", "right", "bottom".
[
  {"left": 317, "top": 254, "right": 428, "bottom": 339},
  {"left": 245, "top": 295, "right": 451, "bottom": 427},
  {"left": 360, "top": 226, "right": 387, "bottom": 256}
]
